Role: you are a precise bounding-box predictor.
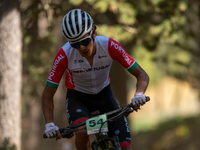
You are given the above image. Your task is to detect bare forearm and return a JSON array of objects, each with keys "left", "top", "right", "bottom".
[
  {"left": 131, "top": 65, "right": 149, "bottom": 94},
  {"left": 42, "top": 96, "right": 54, "bottom": 123},
  {"left": 42, "top": 86, "right": 57, "bottom": 124},
  {"left": 135, "top": 72, "right": 149, "bottom": 93}
]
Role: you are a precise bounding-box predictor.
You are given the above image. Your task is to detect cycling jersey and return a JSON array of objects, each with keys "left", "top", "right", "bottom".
[{"left": 46, "top": 36, "right": 138, "bottom": 94}]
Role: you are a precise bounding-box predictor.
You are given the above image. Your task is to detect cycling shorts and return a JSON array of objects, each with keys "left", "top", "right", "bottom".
[{"left": 66, "top": 84, "right": 131, "bottom": 147}]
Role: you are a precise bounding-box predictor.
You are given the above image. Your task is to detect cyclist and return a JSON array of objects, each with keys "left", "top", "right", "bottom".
[{"left": 42, "top": 9, "right": 149, "bottom": 150}]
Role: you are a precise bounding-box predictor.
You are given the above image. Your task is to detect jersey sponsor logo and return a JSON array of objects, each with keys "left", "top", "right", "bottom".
[
  {"left": 48, "top": 54, "right": 65, "bottom": 80},
  {"left": 73, "top": 64, "right": 110, "bottom": 73},
  {"left": 115, "top": 130, "right": 120, "bottom": 135},
  {"left": 66, "top": 98, "right": 70, "bottom": 119},
  {"left": 74, "top": 59, "right": 84, "bottom": 64},
  {"left": 110, "top": 41, "right": 132, "bottom": 65},
  {"left": 98, "top": 55, "right": 107, "bottom": 59},
  {"left": 124, "top": 117, "right": 130, "bottom": 132},
  {"left": 76, "top": 109, "right": 82, "bottom": 112},
  {"left": 73, "top": 70, "right": 80, "bottom": 73},
  {"left": 66, "top": 70, "right": 74, "bottom": 85}
]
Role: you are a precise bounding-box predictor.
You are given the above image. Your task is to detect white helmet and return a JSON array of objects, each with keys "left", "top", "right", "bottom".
[{"left": 61, "top": 9, "right": 93, "bottom": 41}]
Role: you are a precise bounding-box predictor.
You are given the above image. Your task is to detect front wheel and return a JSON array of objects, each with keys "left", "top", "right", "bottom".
[{"left": 91, "top": 136, "right": 121, "bottom": 150}]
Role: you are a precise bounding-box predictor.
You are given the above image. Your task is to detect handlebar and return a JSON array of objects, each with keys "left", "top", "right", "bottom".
[{"left": 43, "top": 96, "right": 150, "bottom": 139}]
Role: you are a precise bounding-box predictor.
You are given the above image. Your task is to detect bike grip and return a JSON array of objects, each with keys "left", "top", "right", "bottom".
[
  {"left": 43, "top": 134, "right": 48, "bottom": 139},
  {"left": 146, "top": 96, "right": 150, "bottom": 102}
]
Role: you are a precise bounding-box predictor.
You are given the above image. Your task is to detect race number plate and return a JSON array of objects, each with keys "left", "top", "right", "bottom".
[{"left": 86, "top": 114, "right": 108, "bottom": 135}]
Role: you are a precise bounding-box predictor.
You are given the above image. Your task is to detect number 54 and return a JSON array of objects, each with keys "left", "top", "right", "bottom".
[{"left": 89, "top": 119, "right": 103, "bottom": 127}]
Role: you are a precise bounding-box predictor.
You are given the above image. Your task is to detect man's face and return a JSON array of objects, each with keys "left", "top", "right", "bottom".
[{"left": 71, "top": 34, "right": 94, "bottom": 58}]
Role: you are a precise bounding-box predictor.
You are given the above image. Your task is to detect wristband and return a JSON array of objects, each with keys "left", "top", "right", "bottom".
[
  {"left": 45, "top": 122, "right": 55, "bottom": 129},
  {"left": 135, "top": 92, "right": 144, "bottom": 96}
]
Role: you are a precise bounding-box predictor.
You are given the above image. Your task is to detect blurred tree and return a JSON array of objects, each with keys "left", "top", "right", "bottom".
[{"left": 0, "top": 0, "right": 22, "bottom": 150}]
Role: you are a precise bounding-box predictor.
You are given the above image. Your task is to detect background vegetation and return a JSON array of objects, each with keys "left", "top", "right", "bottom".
[{"left": 0, "top": 0, "right": 199, "bottom": 150}]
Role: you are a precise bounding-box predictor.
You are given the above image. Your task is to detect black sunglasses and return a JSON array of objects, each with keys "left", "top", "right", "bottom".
[{"left": 70, "top": 36, "right": 92, "bottom": 49}]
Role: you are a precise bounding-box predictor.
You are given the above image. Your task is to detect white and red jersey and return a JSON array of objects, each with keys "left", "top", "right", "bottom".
[{"left": 46, "top": 36, "right": 138, "bottom": 94}]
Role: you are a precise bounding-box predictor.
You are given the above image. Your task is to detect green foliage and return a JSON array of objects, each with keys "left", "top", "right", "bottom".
[
  {"left": 97, "top": 25, "right": 134, "bottom": 43},
  {"left": 131, "top": 45, "right": 162, "bottom": 84},
  {"left": 22, "top": 35, "right": 56, "bottom": 92},
  {"left": 93, "top": 0, "right": 110, "bottom": 13},
  {"left": 117, "top": 2, "right": 136, "bottom": 25},
  {"left": 69, "top": 0, "right": 83, "bottom": 6},
  {"left": 154, "top": 42, "right": 192, "bottom": 79}
]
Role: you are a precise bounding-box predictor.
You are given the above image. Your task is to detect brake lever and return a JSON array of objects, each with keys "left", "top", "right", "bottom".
[
  {"left": 133, "top": 107, "right": 140, "bottom": 111},
  {"left": 56, "top": 136, "right": 60, "bottom": 141}
]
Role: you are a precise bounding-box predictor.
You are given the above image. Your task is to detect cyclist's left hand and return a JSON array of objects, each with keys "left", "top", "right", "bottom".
[{"left": 131, "top": 92, "right": 146, "bottom": 107}]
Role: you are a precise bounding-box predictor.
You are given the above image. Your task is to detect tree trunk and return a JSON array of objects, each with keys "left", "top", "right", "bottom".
[{"left": 0, "top": 0, "right": 22, "bottom": 149}]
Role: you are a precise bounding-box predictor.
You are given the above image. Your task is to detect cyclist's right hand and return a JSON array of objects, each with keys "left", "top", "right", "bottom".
[
  {"left": 131, "top": 92, "right": 146, "bottom": 107},
  {"left": 44, "top": 123, "right": 62, "bottom": 139}
]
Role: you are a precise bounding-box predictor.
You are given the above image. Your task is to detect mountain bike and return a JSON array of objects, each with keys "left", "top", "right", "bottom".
[{"left": 43, "top": 96, "right": 150, "bottom": 150}]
